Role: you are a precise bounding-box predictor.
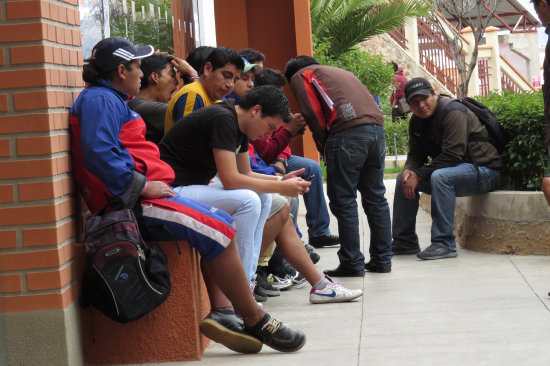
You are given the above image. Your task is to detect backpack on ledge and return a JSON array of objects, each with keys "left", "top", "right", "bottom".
[{"left": 80, "top": 202, "right": 171, "bottom": 324}]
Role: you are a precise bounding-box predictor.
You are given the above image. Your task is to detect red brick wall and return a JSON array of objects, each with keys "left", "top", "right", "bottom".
[{"left": 0, "top": 0, "right": 84, "bottom": 313}]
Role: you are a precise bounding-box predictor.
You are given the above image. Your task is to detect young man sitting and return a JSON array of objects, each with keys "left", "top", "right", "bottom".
[
  {"left": 159, "top": 85, "right": 363, "bottom": 304},
  {"left": 70, "top": 36, "right": 305, "bottom": 354}
]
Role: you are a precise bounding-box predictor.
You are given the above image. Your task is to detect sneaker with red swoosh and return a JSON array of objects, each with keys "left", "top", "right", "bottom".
[{"left": 309, "top": 277, "right": 363, "bottom": 304}]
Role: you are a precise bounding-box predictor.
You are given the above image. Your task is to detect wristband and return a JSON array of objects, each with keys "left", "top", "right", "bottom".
[{"left": 190, "top": 75, "right": 200, "bottom": 81}]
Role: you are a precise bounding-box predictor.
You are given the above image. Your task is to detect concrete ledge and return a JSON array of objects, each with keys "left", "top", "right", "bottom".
[
  {"left": 421, "top": 191, "right": 550, "bottom": 255},
  {"left": 79, "top": 241, "right": 211, "bottom": 364}
]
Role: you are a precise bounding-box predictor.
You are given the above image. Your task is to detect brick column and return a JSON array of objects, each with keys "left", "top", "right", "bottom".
[{"left": 0, "top": 0, "right": 84, "bottom": 365}]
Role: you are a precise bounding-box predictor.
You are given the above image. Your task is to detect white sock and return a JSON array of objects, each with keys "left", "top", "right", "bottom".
[{"left": 313, "top": 276, "right": 330, "bottom": 290}]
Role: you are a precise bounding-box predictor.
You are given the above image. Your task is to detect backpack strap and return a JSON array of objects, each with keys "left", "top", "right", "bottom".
[{"left": 434, "top": 96, "right": 482, "bottom": 182}]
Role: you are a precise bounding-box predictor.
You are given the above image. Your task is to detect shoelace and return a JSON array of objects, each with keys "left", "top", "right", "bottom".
[{"left": 261, "top": 317, "right": 282, "bottom": 335}]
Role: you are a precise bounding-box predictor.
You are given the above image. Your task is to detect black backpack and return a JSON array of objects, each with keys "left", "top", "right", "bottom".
[
  {"left": 438, "top": 96, "right": 509, "bottom": 154},
  {"left": 80, "top": 203, "right": 171, "bottom": 323}
]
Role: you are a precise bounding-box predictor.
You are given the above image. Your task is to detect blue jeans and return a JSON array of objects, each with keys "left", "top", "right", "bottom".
[
  {"left": 287, "top": 154, "right": 331, "bottom": 237},
  {"left": 392, "top": 163, "right": 501, "bottom": 250},
  {"left": 173, "top": 182, "right": 271, "bottom": 283},
  {"left": 325, "top": 124, "right": 392, "bottom": 269}
]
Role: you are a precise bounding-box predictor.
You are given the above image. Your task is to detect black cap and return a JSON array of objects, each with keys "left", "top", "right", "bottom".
[
  {"left": 89, "top": 36, "right": 154, "bottom": 74},
  {"left": 404, "top": 77, "right": 434, "bottom": 102}
]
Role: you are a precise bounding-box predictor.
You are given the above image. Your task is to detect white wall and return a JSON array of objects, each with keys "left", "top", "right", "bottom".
[{"left": 195, "top": 0, "right": 217, "bottom": 47}]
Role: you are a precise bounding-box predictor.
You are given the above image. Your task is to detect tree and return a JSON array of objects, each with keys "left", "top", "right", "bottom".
[
  {"left": 310, "top": 0, "right": 432, "bottom": 58},
  {"left": 429, "top": 0, "right": 505, "bottom": 96}
]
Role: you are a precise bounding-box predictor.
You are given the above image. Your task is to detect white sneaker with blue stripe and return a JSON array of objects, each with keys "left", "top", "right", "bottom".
[{"left": 309, "top": 277, "right": 363, "bottom": 304}]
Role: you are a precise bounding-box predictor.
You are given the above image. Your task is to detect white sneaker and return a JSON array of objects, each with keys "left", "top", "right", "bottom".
[
  {"left": 267, "top": 274, "right": 293, "bottom": 290},
  {"left": 309, "top": 279, "right": 363, "bottom": 304}
]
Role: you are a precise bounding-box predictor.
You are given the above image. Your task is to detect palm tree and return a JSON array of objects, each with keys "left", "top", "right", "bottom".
[{"left": 311, "top": 0, "right": 431, "bottom": 58}]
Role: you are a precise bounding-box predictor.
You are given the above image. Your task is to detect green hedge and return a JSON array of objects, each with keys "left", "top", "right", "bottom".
[
  {"left": 380, "top": 91, "right": 549, "bottom": 191},
  {"left": 477, "top": 90, "right": 548, "bottom": 191},
  {"left": 384, "top": 116, "right": 409, "bottom": 156}
]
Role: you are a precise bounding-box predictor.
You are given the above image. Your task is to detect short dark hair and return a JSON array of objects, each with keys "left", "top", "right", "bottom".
[
  {"left": 238, "top": 85, "right": 291, "bottom": 123},
  {"left": 254, "top": 68, "right": 286, "bottom": 88},
  {"left": 391, "top": 62, "right": 398, "bottom": 72},
  {"left": 206, "top": 47, "right": 244, "bottom": 73},
  {"left": 186, "top": 46, "right": 215, "bottom": 76},
  {"left": 239, "top": 48, "right": 265, "bottom": 64},
  {"left": 531, "top": 0, "right": 544, "bottom": 6},
  {"left": 140, "top": 54, "right": 173, "bottom": 89},
  {"left": 284, "top": 56, "right": 319, "bottom": 82},
  {"left": 82, "top": 60, "right": 134, "bottom": 86}
]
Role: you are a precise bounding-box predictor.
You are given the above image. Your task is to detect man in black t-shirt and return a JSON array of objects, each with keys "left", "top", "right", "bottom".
[{"left": 160, "top": 86, "right": 363, "bottom": 305}]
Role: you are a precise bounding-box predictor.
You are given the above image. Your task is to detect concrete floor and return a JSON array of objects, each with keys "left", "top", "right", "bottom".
[
  {"left": 145, "top": 178, "right": 550, "bottom": 366},
  {"left": 193, "top": 179, "right": 550, "bottom": 366}
]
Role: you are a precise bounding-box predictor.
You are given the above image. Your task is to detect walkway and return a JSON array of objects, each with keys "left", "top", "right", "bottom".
[{"left": 193, "top": 179, "right": 550, "bottom": 366}]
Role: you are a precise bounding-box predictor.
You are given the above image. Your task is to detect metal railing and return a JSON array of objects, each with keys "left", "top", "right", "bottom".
[
  {"left": 417, "top": 17, "right": 463, "bottom": 96},
  {"left": 478, "top": 58, "right": 490, "bottom": 96},
  {"left": 388, "top": 26, "right": 407, "bottom": 50},
  {"left": 501, "top": 72, "right": 523, "bottom": 93}
]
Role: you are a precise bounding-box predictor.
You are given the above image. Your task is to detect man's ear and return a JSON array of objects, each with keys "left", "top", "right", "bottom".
[
  {"left": 251, "top": 104, "right": 262, "bottom": 117},
  {"left": 203, "top": 62, "right": 213, "bottom": 75},
  {"left": 115, "top": 63, "right": 126, "bottom": 80},
  {"left": 151, "top": 71, "right": 160, "bottom": 85}
]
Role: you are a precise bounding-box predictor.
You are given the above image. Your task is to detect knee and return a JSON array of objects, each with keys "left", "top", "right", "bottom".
[
  {"left": 305, "top": 159, "right": 322, "bottom": 175},
  {"left": 240, "top": 190, "right": 262, "bottom": 213},
  {"left": 430, "top": 170, "right": 450, "bottom": 186},
  {"left": 274, "top": 202, "right": 291, "bottom": 220}
]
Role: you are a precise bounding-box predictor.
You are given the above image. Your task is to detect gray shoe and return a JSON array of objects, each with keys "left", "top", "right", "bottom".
[{"left": 417, "top": 244, "right": 457, "bottom": 260}]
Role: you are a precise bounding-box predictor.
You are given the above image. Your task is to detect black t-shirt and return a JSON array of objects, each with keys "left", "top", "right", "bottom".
[
  {"left": 159, "top": 100, "right": 248, "bottom": 186},
  {"left": 128, "top": 97, "right": 167, "bottom": 145}
]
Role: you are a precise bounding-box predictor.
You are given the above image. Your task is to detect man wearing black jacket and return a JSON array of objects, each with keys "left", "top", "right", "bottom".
[
  {"left": 392, "top": 78, "right": 503, "bottom": 260},
  {"left": 532, "top": 0, "right": 550, "bottom": 206}
]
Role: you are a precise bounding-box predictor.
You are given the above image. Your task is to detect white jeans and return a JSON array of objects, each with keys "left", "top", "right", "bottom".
[{"left": 173, "top": 182, "right": 271, "bottom": 283}]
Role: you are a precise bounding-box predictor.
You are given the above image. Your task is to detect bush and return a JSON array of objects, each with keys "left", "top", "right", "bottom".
[
  {"left": 477, "top": 90, "right": 548, "bottom": 191},
  {"left": 384, "top": 115, "right": 409, "bottom": 156}
]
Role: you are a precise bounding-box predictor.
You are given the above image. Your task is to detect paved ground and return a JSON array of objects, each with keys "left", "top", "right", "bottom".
[{"left": 190, "top": 179, "right": 550, "bottom": 366}]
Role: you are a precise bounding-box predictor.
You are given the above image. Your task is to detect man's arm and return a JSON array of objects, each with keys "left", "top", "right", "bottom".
[
  {"left": 413, "top": 110, "right": 465, "bottom": 180},
  {"left": 172, "top": 91, "right": 205, "bottom": 123},
  {"left": 214, "top": 149, "right": 310, "bottom": 197}
]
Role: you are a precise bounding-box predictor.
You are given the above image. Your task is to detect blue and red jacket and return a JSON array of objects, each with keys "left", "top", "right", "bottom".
[{"left": 69, "top": 79, "right": 175, "bottom": 213}]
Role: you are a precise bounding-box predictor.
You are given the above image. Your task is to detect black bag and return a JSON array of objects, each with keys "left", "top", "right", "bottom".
[
  {"left": 80, "top": 203, "right": 171, "bottom": 323},
  {"left": 440, "top": 96, "right": 509, "bottom": 153}
]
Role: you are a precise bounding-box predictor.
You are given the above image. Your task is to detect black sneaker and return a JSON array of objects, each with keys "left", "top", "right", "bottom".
[
  {"left": 416, "top": 244, "right": 457, "bottom": 260},
  {"left": 392, "top": 241, "right": 421, "bottom": 255},
  {"left": 200, "top": 311, "right": 263, "bottom": 354},
  {"left": 256, "top": 267, "right": 280, "bottom": 297},
  {"left": 309, "top": 234, "right": 340, "bottom": 248},
  {"left": 254, "top": 283, "right": 268, "bottom": 302},
  {"left": 245, "top": 314, "right": 306, "bottom": 352},
  {"left": 305, "top": 243, "right": 321, "bottom": 264},
  {"left": 365, "top": 261, "right": 391, "bottom": 273}
]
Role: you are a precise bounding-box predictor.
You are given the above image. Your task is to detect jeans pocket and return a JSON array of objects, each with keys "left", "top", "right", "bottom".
[{"left": 339, "top": 142, "right": 365, "bottom": 170}]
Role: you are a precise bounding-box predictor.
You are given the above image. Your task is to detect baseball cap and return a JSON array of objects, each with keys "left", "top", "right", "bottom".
[
  {"left": 242, "top": 57, "right": 262, "bottom": 74},
  {"left": 89, "top": 36, "right": 154, "bottom": 74},
  {"left": 404, "top": 77, "right": 434, "bottom": 102}
]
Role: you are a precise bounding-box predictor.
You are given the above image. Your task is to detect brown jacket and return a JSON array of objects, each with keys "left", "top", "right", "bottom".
[
  {"left": 404, "top": 96, "right": 502, "bottom": 180},
  {"left": 289, "top": 64, "right": 383, "bottom": 152}
]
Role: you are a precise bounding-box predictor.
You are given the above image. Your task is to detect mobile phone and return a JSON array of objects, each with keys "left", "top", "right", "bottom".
[{"left": 305, "top": 175, "right": 315, "bottom": 181}]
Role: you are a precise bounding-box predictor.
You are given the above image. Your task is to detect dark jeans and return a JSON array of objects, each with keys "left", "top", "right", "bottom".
[
  {"left": 392, "top": 163, "right": 501, "bottom": 250},
  {"left": 325, "top": 124, "right": 392, "bottom": 269}
]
